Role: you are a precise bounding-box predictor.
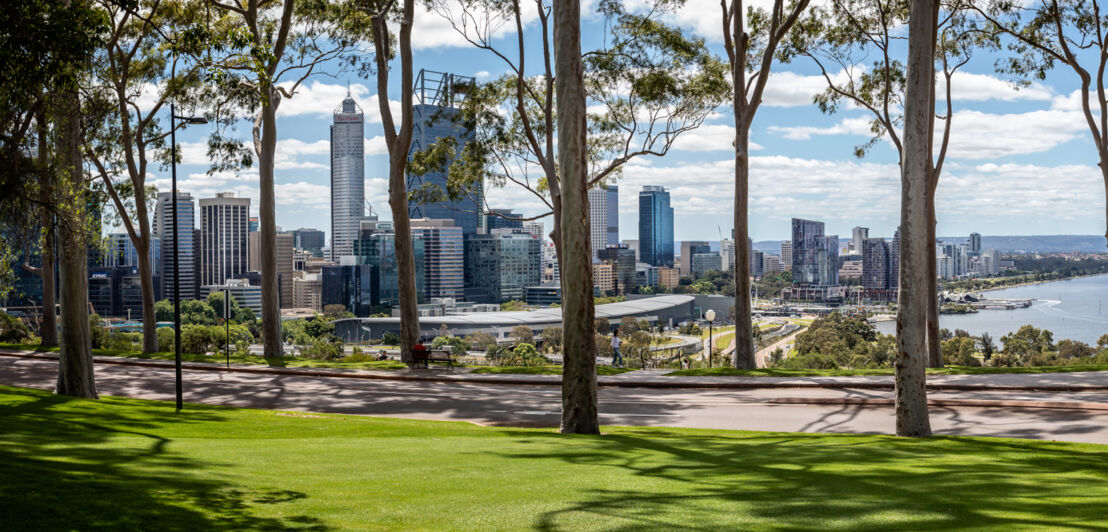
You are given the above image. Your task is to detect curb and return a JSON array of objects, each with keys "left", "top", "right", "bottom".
[
  {"left": 5, "top": 350, "right": 1108, "bottom": 394},
  {"left": 765, "top": 397, "right": 1108, "bottom": 411}
]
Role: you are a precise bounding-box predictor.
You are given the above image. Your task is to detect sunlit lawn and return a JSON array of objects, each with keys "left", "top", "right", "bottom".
[
  {"left": 1, "top": 385, "right": 1105, "bottom": 530},
  {"left": 0, "top": 343, "right": 408, "bottom": 370}
]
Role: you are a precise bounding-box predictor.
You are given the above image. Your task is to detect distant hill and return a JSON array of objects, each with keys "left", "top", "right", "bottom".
[{"left": 751, "top": 235, "right": 1108, "bottom": 255}]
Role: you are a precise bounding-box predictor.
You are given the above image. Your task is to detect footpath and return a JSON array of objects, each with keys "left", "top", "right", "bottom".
[{"left": 5, "top": 348, "right": 1108, "bottom": 393}]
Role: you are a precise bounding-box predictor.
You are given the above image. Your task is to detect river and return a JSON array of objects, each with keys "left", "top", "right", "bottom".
[{"left": 874, "top": 274, "right": 1108, "bottom": 345}]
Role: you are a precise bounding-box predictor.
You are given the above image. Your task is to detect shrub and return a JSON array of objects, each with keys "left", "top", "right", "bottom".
[
  {"left": 301, "top": 338, "right": 342, "bottom": 361},
  {"left": 0, "top": 312, "right": 31, "bottom": 343},
  {"left": 181, "top": 325, "right": 215, "bottom": 354},
  {"left": 157, "top": 327, "right": 175, "bottom": 352},
  {"left": 464, "top": 331, "right": 498, "bottom": 351},
  {"left": 431, "top": 335, "right": 469, "bottom": 355},
  {"left": 487, "top": 342, "right": 548, "bottom": 367},
  {"left": 381, "top": 331, "right": 400, "bottom": 345},
  {"left": 89, "top": 314, "right": 108, "bottom": 349},
  {"left": 778, "top": 352, "right": 839, "bottom": 370}
]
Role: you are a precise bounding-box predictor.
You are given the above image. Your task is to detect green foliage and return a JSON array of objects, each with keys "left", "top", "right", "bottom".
[
  {"left": 381, "top": 331, "right": 400, "bottom": 345},
  {"left": 499, "top": 300, "right": 528, "bottom": 311},
  {"left": 323, "top": 304, "right": 354, "bottom": 320},
  {"left": 89, "top": 314, "right": 107, "bottom": 349},
  {"left": 511, "top": 325, "right": 534, "bottom": 345},
  {"left": 431, "top": 335, "right": 470, "bottom": 355},
  {"left": 778, "top": 352, "right": 839, "bottom": 370},
  {"left": 942, "top": 337, "right": 980, "bottom": 367},
  {"left": 791, "top": 313, "right": 885, "bottom": 368},
  {"left": 154, "top": 299, "right": 173, "bottom": 322},
  {"left": 595, "top": 318, "right": 612, "bottom": 334},
  {"left": 156, "top": 327, "right": 174, "bottom": 352},
  {"left": 540, "top": 326, "right": 562, "bottom": 353},
  {"left": 1001, "top": 325, "right": 1054, "bottom": 363},
  {"left": 300, "top": 338, "right": 343, "bottom": 361},
  {"left": 594, "top": 295, "right": 627, "bottom": 306},
  {"left": 464, "top": 331, "right": 498, "bottom": 351},
  {"left": 485, "top": 342, "right": 549, "bottom": 367},
  {"left": 678, "top": 322, "right": 702, "bottom": 336},
  {"left": 0, "top": 312, "right": 30, "bottom": 343}
]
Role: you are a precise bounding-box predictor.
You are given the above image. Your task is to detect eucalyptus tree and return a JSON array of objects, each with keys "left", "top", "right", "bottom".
[
  {"left": 357, "top": 0, "right": 421, "bottom": 364},
  {"left": 83, "top": 0, "right": 211, "bottom": 354},
  {"left": 786, "top": 0, "right": 977, "bottom": 368},
  {"left": 722, "top": 0, "right": 812, "bottom": 369},
  {"left": 428, "top": 0, "right": 728, "bottom": 432},
  {"left": 897, "top": 0, "right": 937, "bottom": 437},
  {"left": 206, "top": 0, "right": 369, "bottom": 357},
  {"left": 971, "top": 0, "right": 1108, "bottom": 247}
]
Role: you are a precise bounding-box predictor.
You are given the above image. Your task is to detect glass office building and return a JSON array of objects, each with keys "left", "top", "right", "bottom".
[{"left": 638, "top": 186, "right": 674, "bottom": 268}]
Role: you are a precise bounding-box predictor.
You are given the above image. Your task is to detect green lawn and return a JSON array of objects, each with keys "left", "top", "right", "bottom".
[
  {"left": 668, "top": 364, "right": 1108, "bottom": 377},
  {"left": 1, "top": 385, "right": 1106, "bottom": 530},
  {"left": 470, "top": 365, "right": 632, "bottom": 376},
  {"left": 0, "top": 342, "right": 409, "bottom": 371}
]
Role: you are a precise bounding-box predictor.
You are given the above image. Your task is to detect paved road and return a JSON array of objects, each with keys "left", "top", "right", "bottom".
[{"left": 3, "top": 357, "right": 1108, "bottom": 444}]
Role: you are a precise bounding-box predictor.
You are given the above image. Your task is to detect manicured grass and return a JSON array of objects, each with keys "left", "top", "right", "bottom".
[
  {"left": 2, "top": 385, "right": 1106, "bottom": 530},
  {"left": 0, "top": 343, "right": 408, "bottom": 370},
  {"left": 667, "top": 364, "right": 1108, "bottom": 377},
  {"left": 470, "top": 365, "right": 633, "bottom": 375}
]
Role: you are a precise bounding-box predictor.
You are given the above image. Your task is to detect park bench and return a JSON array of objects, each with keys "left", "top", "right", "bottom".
[{"left": 411, "top": 345, "right": 454, "bottom": 370}]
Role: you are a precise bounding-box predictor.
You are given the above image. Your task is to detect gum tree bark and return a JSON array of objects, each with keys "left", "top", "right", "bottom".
[
  {"left": 723, "top": 0, "right": 810, "bottom": 369},
  {"left": 894, "top": 0, "right": 935, "bottom": 437},
  {"left": 53, "top": 84, "right": 97, "bottom": 399},
  {"left": 36, "top": 115, "right": 57, "bottom": 348},
  {"left": 368, "top": 0, "right": 419, "bottom": 364},
  {"left": 554, "top": 0, "right": 599, "bottom": 435}
]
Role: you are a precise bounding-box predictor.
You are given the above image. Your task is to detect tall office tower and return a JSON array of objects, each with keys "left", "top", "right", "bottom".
[
  {"left": 791, "top": 218, "right": 838, "bottom": 285},
  {"left": 851, "top": 226, "right": 869, "bottom": 254},
  {"left": 969, "top": 232, "right": 982, "bottom": 255},
  {"left": 292, "top": 228, "right": 326, "bottom": 258},
  {"left": 719, "top": 238, "right": 735, "bottom": 273},
  {"left": 679, "top": 241, "right": 711, "bottom": 277},
  {"left": 639, "top": 186, "right": 674, "bottom": 267},
  {"left": 153, "top": 191, "right": 197, "bottom": 302},
  {"left": 249, "top": 216, "right": 258, "bottom": 232},
  {"left": 199, "top": 192, "right": 250, "bottom": 287},
  {"left": 408, "top": 70, "right": 481, "bottom": 235},
  {"left": 464, "top": 230, "right": 542, "bottom": 303},
  {"left": 780, "top": 241, "right": 792, "bottom": 270},
  {"left": 410, "top": 218, "right": 464, "bottom": 299},
  {"left": 862, "top": 238, "right": 892, "bottom": 290},
  {"left": 597, "top": 244, "right": 636, "bottom": 295},
  {"left": 486, "top": 209, "right": 523, "bottom": 232},
  {"left": 588, "top": 186, "right": 619, "bottom": 262},
  {"left": 352, "top": 220, "right": 426, "bottom": 308},
  {"left": 330, "top": 91, "right": 365, "bottom": 260},
  {"left": 105, "top": 232, "right": 162, "bottom": 289}
]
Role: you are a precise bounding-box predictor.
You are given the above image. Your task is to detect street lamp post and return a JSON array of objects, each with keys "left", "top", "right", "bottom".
[
  {"left": 705, "top": 309, "right": 716, "bottom": 368},
  {"left": 170, "top": 103, "right": 207, "bottom": 412}
]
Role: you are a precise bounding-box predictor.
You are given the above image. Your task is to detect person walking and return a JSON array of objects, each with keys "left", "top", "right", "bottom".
[{"left": 611, "top": 330, "right": 624, "bottom": 368}]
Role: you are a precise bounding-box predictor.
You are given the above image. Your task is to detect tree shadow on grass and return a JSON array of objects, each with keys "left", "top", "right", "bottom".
[
  {"left": 0, "top": 388, "right": 327, "bottom": 531},
  {"left": 494, "top": 428, "right": 1108, "bottom": 531}
]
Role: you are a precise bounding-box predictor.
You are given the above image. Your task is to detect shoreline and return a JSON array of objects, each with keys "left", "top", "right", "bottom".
[{"left": 951, "top": 272, "right": 1108, "bottom": 295}]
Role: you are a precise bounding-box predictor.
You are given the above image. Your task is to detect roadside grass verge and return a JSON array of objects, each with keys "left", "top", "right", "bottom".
[
  {"left": 470, "top": 365, "right": 632, "bottom": 376},
  {"left": 667, "top": 364, "right": 1108, "bottom": 377},
  {"left": 1, "top": 384, "right": 1105, "bottom": 530}
]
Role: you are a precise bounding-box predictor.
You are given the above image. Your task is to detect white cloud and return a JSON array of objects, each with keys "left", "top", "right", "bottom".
[
  {"left": 768, "top": 116, "right": 875, "bottom": 140},
  {"left": 937, "top": 72, "right": 1052, "bottom": 102},
  {"left": 475, "top": 70, "right": 491, "bottom": 80},
  {"left": 670, "top": 124, "right": 762, "bottom": 151},
  {"left": 275, "top": 81, "right": 401, "bottom": 123},
  {"left": 367, "top": 136, "right": 388, "bottom": 156},
  {"left": 761, "top": 69, "right": 853, "bottom": 108},
  {"left": 413, "top": 1, "right": 540, "bottom": 51}
]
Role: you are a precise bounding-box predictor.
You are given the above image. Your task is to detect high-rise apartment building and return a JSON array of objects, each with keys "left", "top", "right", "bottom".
[
  {"left": 692, "top": 252, "right": 723, "bottom": 279},
  {"left": 720, "top": 239, "right": 735, "bottom": 273},
  {"left": 248, "top": 231, "right": 295, "bottom": 307},
  {"left": 762, "top": 254, "right": 784, "bottom": 274},
  {"left": 750, "top": 249, "right": 764, "bottom": 278},
  {"left": 199, "top": 192, "right": 250, "bottom": 287},
  {"left": 791, "top": 218, "right": 838, "bottom": 285},
  {"left": 639, "top": 186, "right": 674, "bottom": 267},
  {"left": 969, "top": 232, "right": 982, "bottom": 255},
  {"left": 408, "top": 70, "right": 481, "bottom": 235},
  {"left": 780, "top": 241, "right": 792, "bottom": 270},
  {"left": 331, "top": 92, "right": 365, "bottom": 260},
  {"left": 862, "top": 238, "right": 892, "bottom": 290},
  {"left": 153, "top": 192, "right": 197, "bottom": 301},
  {"left": 587, "top": 186, "right": 619, "bottom": 262},
  {"left": 410, "top": 218, "right": 464, "bottom": 300},
  {"left": 850, "top": 226, "right": 869, "bottom": 254}
]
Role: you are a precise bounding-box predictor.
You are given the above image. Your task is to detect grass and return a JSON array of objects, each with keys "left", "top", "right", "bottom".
[
  {"left": 667, "top": 364, "right": 1108, "bottom": 377},
  {"left": 2, "top": 385, "right": 1107, "bottom": 530},
  {"left": 0, "top": 342, "right": 409, "bottom": 371},
  {"left": 469, "top": 365, "right": 633, "bottom": 375}
]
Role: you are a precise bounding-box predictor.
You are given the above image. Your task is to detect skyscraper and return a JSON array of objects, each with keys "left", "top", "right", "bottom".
[
  {"left": 410, "top": 218, "right": 464, "bottom": 300},
  {"left": 486, "top": 209, "right": 523, "bottom": 232},
  {"left": 464, "top": 230, "right": 542, "bottom": 303},
  {"left": 292, "top": 228, "right": 326, "bottom": 258},
  {"left": 851, "top": 226, "right": 869, "bottom": 254},
  {"left": 791, "top": 218, "right": 838, "bottom": 285},
  {"left": 862, "top": 238, "right": 892, "bottom": 290},
  {"left": 639, "top": 186, "right": 674, "bottom": 267},
  {"left": 407, "top": 70, "right": 481, "bottom": 235},
  {"left": 598, "top": 244, "right": 636, "bottom": 295},
  {"left": 331, "top": 91, "right": 365, "bottom": 260},
  {"left": 588, "top": 186, "right": 619, "bottom": 262},
  {"left": 780, "top": 241, "right": 792, "bottom": 270},
  {"left": 199, "top": 192, "right": 250, "bottom": 287},
  {"left": 153, "top": 192, "right": 197, "bottom": 302},
  {"left": 969, "top": 232, "right": 982, "bottom": 255}
]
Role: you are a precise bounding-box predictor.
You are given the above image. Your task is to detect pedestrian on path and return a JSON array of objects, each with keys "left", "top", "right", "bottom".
[{"left": 611, "top": 330, "right": 624, "bottom": 368}]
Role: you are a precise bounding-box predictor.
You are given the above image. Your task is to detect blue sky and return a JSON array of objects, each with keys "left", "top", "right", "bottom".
[{"left": 155, "top": 0, "right": 1105, "bottom": 245}]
